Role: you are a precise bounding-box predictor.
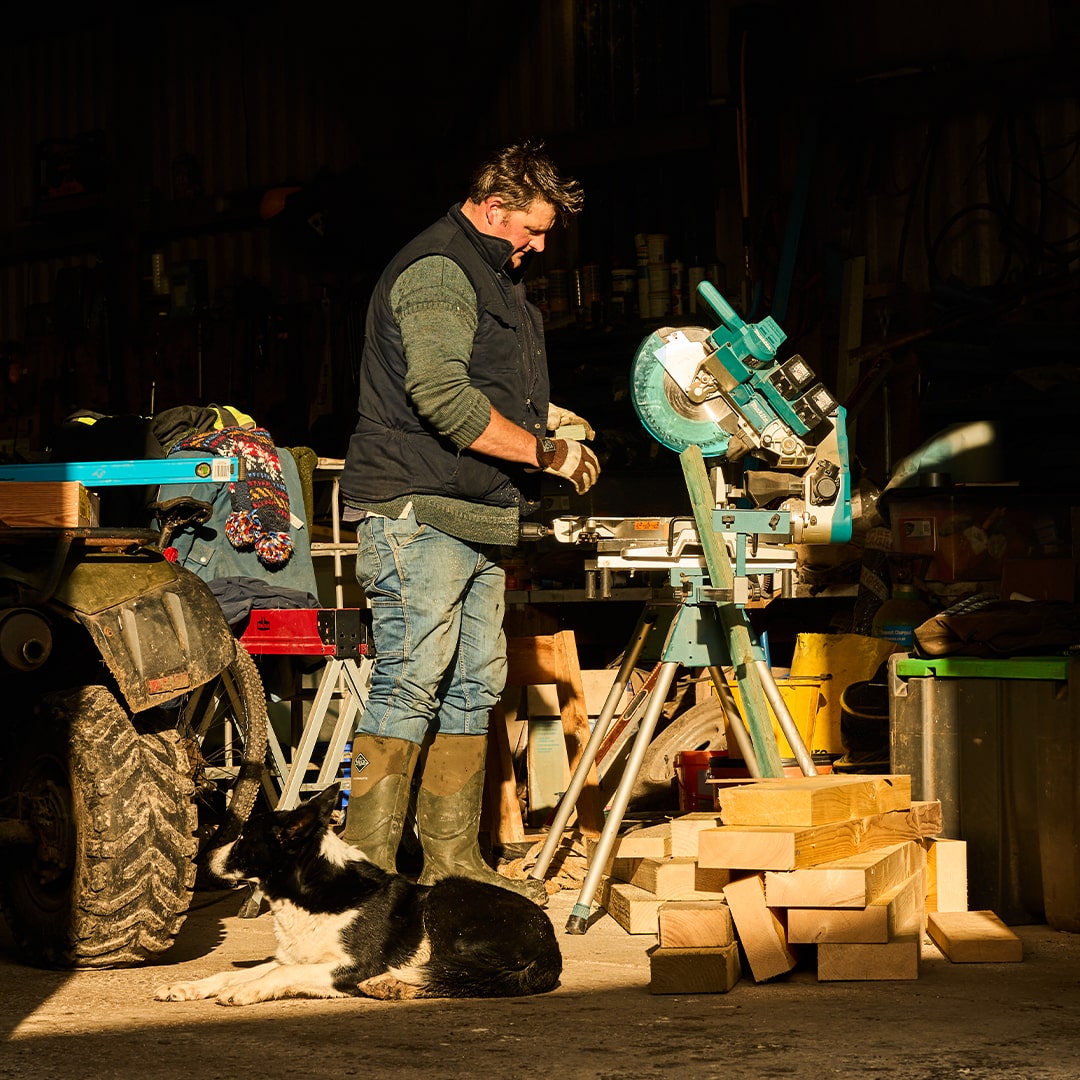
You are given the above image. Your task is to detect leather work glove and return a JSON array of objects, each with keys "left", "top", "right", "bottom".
[
  {"left": 546, "top": 402, "right": 596, "bottom": 441},
  {"left": 535, "top": 436, "right": 600, "bottom": 495}
]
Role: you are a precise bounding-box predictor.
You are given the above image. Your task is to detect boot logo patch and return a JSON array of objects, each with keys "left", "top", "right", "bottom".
[{"left": 352, "top": 751, "right": 370, "bottom": 773}]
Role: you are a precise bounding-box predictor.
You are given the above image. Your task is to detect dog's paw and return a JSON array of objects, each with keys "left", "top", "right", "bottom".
[
  {"left": 154, "top": 981, "right": 215, "bottom": 1002},
  {"left": 357, "top": 973, "right": 424, "bottom": 1001},
  {"left": 214, "top": 987, "right": 265, "bottom": 1007}
]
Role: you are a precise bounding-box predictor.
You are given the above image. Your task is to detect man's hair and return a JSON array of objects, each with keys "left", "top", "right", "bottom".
[{"left": 468, "top": 140, "right": 584, "bottom": 224}]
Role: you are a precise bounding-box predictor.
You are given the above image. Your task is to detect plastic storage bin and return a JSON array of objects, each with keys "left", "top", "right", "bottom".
[{"left": 889, "top": 652, "right": 1079, "bottom": 930}]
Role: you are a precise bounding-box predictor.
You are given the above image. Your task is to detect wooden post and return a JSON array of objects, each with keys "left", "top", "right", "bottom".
[{"left": 680, "top": 446, "right": 784, "bottom": 777}]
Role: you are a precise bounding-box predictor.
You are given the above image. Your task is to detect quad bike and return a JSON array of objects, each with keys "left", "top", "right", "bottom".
[{"left": 0, "top": 507, "right": 268, "bottom": 969}]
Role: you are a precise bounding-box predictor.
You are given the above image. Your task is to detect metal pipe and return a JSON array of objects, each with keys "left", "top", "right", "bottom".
[
  {"left": 754, "top": 658, "right": 818, "bottom": 776},
  {"left": 709, "top": 666, "right": 760, "bottom": 778},
  {"left": 530, "top": 610, "right": 658, "bottom": 880},
  {"left": 565, "top": 660, "right": 681, "bottom": 934}
]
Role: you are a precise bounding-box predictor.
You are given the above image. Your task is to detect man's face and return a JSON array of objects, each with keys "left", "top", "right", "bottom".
[{"left": 486, "top": 199, "right": 556, "bottom": 269}]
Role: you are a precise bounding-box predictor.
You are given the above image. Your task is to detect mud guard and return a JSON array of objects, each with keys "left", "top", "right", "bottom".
[{"left": 51, "top": 547, "right": 236, "bottom": 712}]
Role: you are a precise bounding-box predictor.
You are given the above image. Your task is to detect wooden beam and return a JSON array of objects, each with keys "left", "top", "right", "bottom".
[
  {"left": 787, "top": 871, "right": 925, "bottom": 944},
  {"left": 600, "top": 879, "right": 665, "bottom": 935},
  {"left": 817, "top": 932, "right": 921, "bottom": 981},
  {"left": 927, "top": 911, "right": 1023, "bottom": 963},
  {"left": 610, "top": 856, "right": 731, "bottom": 900},
  {"left": 698, "top": 801, "right": 942, "bottom": 871},
  {"left": 764, "top": 841, "right": 923, "bottom": 909},
  {"left": 658, "top": 900, "right": 735, "bottom": 948},
  {"left": 925, "top": 837, "right": 968, "bottom": 913},
  {"left": 669, "top": 811, "right": 723, "bottom": 856},
  {"left": 680, "top": 446, "right": 784, "bottom": 777},
  {"left": 0, "top": 481, "right": 99, "bottom": 528},
  {"left": 587, "top": 821, "right": 671, "bottom": 863},
  {"left": 715, "top": 774, "right": 912, "bottom": 827},
  {"left": 648, "top": 943, "right": 741, "bottom": 994},
  {"left": 723, "top": 873, "right": 799, "bottom": 981}
]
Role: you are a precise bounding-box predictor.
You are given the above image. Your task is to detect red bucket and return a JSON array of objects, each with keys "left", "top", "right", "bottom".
[{"left": 674, "top": 750, "right": 715, "bottom": 812}]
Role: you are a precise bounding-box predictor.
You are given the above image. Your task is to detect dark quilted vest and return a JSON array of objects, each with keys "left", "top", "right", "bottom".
[{"left": 341, "top": 203, "right": 548, "bottom": 512}]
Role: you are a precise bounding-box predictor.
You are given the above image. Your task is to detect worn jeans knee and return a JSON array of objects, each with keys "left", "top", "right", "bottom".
[{"left": 353, "top": 510, "right": 506, "bottom": 744}]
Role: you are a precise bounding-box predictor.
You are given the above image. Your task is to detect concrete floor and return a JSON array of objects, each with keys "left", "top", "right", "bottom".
[{"left": 3, "top": 877, "right": 1080, "bottom": 1080}]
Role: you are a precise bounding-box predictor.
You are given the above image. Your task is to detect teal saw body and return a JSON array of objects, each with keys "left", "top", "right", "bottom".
[{"left": 628, "top": 280, "right": 852, "bottom": 545}]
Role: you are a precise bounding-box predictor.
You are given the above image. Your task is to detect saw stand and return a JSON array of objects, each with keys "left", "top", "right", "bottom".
[{"left": 529, "top": 446, "right": 818, "bottom": 934}]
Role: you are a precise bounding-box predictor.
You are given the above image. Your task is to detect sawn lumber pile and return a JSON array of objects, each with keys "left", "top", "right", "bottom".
[{"left": 594, "top": 774, "right": 1022, "bottom": 992}]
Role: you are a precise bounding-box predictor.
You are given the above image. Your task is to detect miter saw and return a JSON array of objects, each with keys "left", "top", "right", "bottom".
[
  {"left": 553, "top": 280, "right": 852, "bottom": 605},
  {"left": 531, "top": 282, "right": 853, "bottom": 933}
]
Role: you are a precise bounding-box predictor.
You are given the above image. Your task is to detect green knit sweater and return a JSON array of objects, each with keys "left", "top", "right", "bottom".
[{"left": 348, "top": 255, "right": 522, "bottom": 547}]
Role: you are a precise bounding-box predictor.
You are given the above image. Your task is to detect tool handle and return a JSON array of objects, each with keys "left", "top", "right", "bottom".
[{"left": 697, "top": 280, "right": 745, "bottom": 331}]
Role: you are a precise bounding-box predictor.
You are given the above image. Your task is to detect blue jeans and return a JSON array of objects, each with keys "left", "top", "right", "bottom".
[{"left": 353, "top": 508, "right": 507, "bottom": 744}]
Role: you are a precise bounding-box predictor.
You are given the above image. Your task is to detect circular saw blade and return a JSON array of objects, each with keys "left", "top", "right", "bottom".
[{"left": 630, "top": 328, "right": 733, "bottom": 456}]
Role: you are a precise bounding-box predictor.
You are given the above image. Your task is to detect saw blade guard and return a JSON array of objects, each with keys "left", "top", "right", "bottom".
[{"left": 630, "top": 326, "right": 735, "bottom": 456}]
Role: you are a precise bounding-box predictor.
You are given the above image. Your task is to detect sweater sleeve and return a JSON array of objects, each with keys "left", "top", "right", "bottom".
[{"left": 390, "top": 255, "right": 492, "bottom": 450}]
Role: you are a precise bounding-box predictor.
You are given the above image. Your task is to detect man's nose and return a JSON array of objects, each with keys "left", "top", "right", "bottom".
[{"left": 529, "top": 234, "right": 546, "bottom": 253}]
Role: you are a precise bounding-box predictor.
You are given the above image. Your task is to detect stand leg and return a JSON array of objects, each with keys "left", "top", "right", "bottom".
[
  {"left": 276, "top": 659, "right": 342, "bottom": 808},
  {"left": 708, "top": 665, "right": 761, "bottom": 778},
  {"left": 315, "top": 657, "right": 373, "bottom": 787},
  {"left": 565, "top": 661, "right": 681, "bottom": 934},
  {"left": 754, "top": 658, "right": 818, "bottom": 775},
  {"left": 529, "top": 611, "right": 658, "bottom": 880}
]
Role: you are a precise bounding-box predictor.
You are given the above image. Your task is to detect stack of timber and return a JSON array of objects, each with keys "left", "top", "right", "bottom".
[
  {"left": 593, "top": 817, "right": 742, "bottom": 993},
  {"left": 595, "top": 773, "right": 1015, "bottom": 990}
]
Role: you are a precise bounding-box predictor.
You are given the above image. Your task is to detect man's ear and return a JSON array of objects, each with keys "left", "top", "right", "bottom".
[{"left": 484, "top": 197, "right": 504, "bottom": 226}]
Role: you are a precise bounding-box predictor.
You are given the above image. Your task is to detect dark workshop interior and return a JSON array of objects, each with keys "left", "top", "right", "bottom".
[{"left": 1, "top": 3, "right": 1080, "bottom": 1075}]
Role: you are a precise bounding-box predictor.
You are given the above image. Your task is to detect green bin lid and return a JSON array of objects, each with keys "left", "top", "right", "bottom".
[{"left": 894, "top": 655, "right": 1070, "bottom": 680}]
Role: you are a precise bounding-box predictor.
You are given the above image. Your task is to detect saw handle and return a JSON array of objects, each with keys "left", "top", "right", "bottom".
[{"left": 697, "top": 280, "right": 745, "bottom": 331}]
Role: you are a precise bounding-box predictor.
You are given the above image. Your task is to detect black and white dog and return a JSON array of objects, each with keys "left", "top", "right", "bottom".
[{"left": 154, "top": 784, "right": 561, "bottom": 1006}]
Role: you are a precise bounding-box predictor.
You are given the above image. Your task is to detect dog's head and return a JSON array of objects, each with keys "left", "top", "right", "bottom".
[{"left": 208, "top": 783, "right": 342, "bottom": 887}]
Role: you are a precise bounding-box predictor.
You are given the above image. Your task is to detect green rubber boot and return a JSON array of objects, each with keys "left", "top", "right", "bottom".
[
  {"left": 340, "top": 734, "right": 420, "bottom": 872},
  {"left": 416, "top": 733, "right": 547, "bottom": 906}
]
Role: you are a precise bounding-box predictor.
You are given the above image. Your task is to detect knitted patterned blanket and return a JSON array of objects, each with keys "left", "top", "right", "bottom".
[{"left": 171, "top": 427, "right": 294, "bottom": 567}]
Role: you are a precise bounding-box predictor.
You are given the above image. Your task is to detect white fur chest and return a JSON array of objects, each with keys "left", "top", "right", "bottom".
[{"left": 270, "top": 899, "right": 355, "bottom": 967}]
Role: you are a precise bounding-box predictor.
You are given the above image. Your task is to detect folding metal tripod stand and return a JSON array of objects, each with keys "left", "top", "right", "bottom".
[{"left": 529, "top": 447, "right": 817, "bottom": 933}]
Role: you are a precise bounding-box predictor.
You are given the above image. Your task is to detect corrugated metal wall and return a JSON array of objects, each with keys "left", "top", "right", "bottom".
[{"left": 0, "top": 2, "right": 1074, "bottom": 452}]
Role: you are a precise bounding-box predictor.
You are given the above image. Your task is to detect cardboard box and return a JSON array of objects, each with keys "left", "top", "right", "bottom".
[{"left": 0, "top": 481, "right": 100, "bottom": 528}]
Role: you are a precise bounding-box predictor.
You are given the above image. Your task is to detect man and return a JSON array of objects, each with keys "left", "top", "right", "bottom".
[{"left": 339, "top": 141, "right": 599, "bottom": 903}]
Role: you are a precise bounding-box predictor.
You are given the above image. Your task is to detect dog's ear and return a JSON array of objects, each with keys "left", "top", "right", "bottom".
[
  {"left": 312, "top": 782, "right": 341, "bottom": 822},
  {"left": 273, "top": 784, "right": 341, "bottom": 847}
]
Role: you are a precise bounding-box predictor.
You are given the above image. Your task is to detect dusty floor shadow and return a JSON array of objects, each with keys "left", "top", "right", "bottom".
[{"left": 149, "top": 889, "right": 239, "bottom": 966}]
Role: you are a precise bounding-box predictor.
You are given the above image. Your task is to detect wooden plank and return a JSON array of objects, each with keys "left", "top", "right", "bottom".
[
  {"left": 648, "top": 942, "right": 741, "bottom": 994},
  {"left": 787, "top": 871, "right": 925, "bottom": 944},
  {"left": 927, "top": 910, "right": 1023, "bottom": 963},
  {"left": 0, "top": 481, "right": 99, "bottom": 528},
  {"left": 698, "top": 801, "right": 943, "bottom": 871},
  {"left": 506, "top": 632, "right": 605, "bottom": 835},
  {"left": 588, "top": 821, "right": 671, "bottom": 863},
  {"left": 658, "top": 899, "right": 734, "bottom": 948},
  {"left": 600, "top": 880, "right": 664, "bottom": 935},
  {"left": 610, "top": 856, "right": 730, "bottom": 900},
  {"left": 669, "top": 811, "right": 722, "bottom": 856},
  {"left": 722, "top": 873, "right": 799, "bottom": 981},
  {"left": 716, "top": 774, "right": 912, "bottom": 827},
  {"left": 817, "top": 932, "right": 921, "bottom": 981},
  {"left": 764, "top": 841, "right": 923, "bottom": 909},
  {"left": 681, "top": 445, "right": 784, "bottom": 777},
  {"left": 482, "top": 705, "right": 525, "bottom": 844},
  {"left": 925, "top": 837, "right": 968, "bottom": 913}
]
